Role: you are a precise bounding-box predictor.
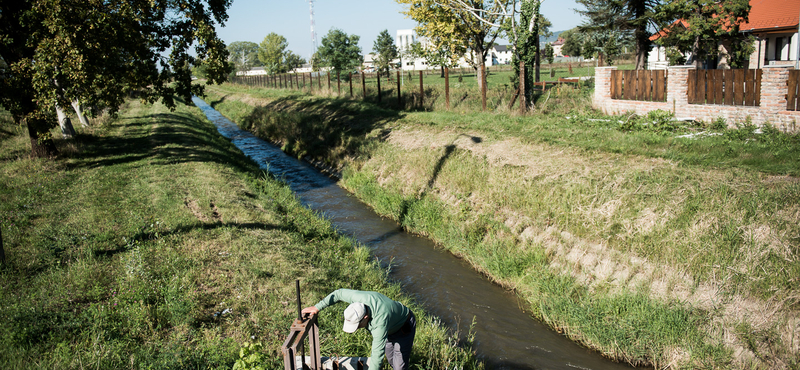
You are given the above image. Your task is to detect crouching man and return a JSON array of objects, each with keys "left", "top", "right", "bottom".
[{"left": 302, "top": 289, "right": 416, "bottom": 370}]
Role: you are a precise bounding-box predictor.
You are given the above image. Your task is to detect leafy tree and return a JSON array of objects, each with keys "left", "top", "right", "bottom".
[
  {"left": 310, "top": 52, "right": 324, "bottom": 72},
  {"left": 228, "top": 41, "right": 261, "bottom": 74},
  {"left": 513, "top": 1, "right": 552, "bottom": 86},
  {"left": 0, "top": 0, "right": 231, "bottom": 157},
  {"left": 259, "top": 33, "right": 289, "bottom": 74},
  {"left": 560, "top": 28, "right": 583, "bottom": 57},
  {"left": 654, "top": 0, "right": 751, "bottom": 68},
  {"left": 284, "top": 51, "right": 307, "bottom": 72},
  {"left": 576, "top": 0, "right": 659, "bottom": 70},
  {"left": 543, "top": 43, "right": 555, "bottom": 65},
  {"left": 397, "top": 0, "right": 510, "bottom": 90},
  {"left": 317, "top": 29, "right": 363, "bottom": 78},
  {"left": 373, "top": 30, "right": 399, "bottom": 77},
  {"left": 581, "top": 29, "right": 630, "bottom": 65}
]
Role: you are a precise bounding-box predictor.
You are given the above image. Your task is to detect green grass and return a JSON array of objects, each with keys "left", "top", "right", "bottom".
[
  {"left": 201, "top": 82, "right": 800, "bottom": 369},
  {"left": 0, "top": 100, "right": 482, "bottom": 369}
]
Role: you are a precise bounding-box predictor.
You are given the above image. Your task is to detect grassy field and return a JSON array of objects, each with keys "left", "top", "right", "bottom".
[
  {"left": 202, "top": 81, "right": 800, "bottom": 369},
  {"left": 0, "top": 100, "right": 482, "bottom": 369}
]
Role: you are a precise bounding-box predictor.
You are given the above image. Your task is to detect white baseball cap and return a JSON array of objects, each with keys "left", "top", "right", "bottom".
[{"left": 343, "top": 302, "right": 366, "bottom": 333}]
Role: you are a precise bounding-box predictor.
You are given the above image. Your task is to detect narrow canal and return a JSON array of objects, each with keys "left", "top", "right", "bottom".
[{"left": 193, "top": 97, "right": 639, "bottom": 370}]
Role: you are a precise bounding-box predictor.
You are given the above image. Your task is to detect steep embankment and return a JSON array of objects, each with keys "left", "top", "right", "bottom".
[{"left": 204, "top": 83, "right": 800, "bottom": 369}]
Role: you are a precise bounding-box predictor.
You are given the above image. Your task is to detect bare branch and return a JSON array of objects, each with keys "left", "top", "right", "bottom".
[{"left": 432, "top": 0, "right": 515, "bottom": 28}]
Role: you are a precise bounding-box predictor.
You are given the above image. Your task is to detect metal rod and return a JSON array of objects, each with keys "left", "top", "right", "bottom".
[{"left": 296, "top": 279, "right": 302, "bottom": 320}]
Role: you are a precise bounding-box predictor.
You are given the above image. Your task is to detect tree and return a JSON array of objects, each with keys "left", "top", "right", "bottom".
[
  {"left": 560, "top": 28, "right": 583, "bottom": 57},
  {"left": 654, "top": 0, "right": 751, "bottom": 68},
  {"left": 512, "top": 2, "right": 552, "bottom": 86},
  {"left": 373, "top": 30, "right": 399, "bottom": 77},
  {"left": 543, "top": 43, "right": 555, "bottom": 65},
  {"left": 317, "top": 29, "right": 363, "bottom": 77},
  {"left": 284, "top": 52, "right": 307, "bottom": 72},
  {"left": 258, "top": 33, "right": 289, "bottom": 74},
  {"left": 0, "top": 0, "right": 231, "bottom": 158},
  {"left": 397, "top": 0, "right": 512, "bottom": 89},
  {"left": 576, "top": 0, "right": 659, "bottom": 70},
  {"left": 228, "top": 41, "right": 261, "bottom": 74}
]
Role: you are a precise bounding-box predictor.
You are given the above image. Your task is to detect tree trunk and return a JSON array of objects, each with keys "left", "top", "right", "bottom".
[
  {"left": 633, "top": 0, "right": 649, "bottom": 70},
  {"left": 71, "top": 100, "right": 90, "bottom": 127},
  {"left": 692, "top": 35, "right": 702, "bottom": 68},
  {"left": 55, "top": 104, "right": 77, "bottom": 139},
  {"left": 535, "top": 45, "right": 541, "bottom": 83},
  {"left": 476, "top": 63, "right": 484, "bottom": 91},
  {"left": 27, "top": 117, "right": 59, "bottom": 158}
]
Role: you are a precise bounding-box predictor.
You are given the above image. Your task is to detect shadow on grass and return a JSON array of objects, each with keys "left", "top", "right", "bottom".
[
  {"left": 65, "top": 108, "right": 257, "bottom": 175},
  {"left": 362, "top": 134, "right": 482, "bottom": 245},
  {"left": 209, "top": 94, "right": 228, "bottom": 109}
]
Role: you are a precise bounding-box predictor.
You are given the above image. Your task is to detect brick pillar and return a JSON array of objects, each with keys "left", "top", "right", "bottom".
[
  {"left": 593, "top": 66, "right": 616, "bottom": 112},
  {"left": 760, "top": 65, "right": 791, "bottom": 114},
  {"left": 666, "top": 65, "right": 694, "bottom": 117}
]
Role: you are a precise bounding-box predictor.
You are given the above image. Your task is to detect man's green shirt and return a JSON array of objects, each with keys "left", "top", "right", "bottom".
[{"left": 314, "top": 289, "right": 410, "bottom": 369}]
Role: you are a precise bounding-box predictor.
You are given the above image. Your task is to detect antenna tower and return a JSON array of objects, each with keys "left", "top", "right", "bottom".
[{"left": 309, "top": 0, "right": 318, "bottom": 57}]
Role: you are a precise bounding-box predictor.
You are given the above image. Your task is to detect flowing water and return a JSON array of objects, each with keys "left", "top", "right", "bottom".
[{"left": 193, "top": 97, "right": 639, "bottom": 370}]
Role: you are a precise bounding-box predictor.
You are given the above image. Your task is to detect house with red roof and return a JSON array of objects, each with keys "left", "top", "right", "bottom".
[
  {"left": 648, "top": 0, "right": 799, "bottom": 69},
  {"left": 742, "top": 0, "right": 800, "bottom": 68},
  {"left": 552, "top": 37, "right": 565, "bottom": 57}
]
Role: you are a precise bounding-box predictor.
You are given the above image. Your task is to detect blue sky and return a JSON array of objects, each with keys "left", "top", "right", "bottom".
[{"left": 216, "top": 0, "right": 584, "bottom": 60}]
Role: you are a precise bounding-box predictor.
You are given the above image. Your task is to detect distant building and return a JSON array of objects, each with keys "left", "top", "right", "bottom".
[
  {"left": 236, "top": 66, "right": 266, "bottom": 76},
  {"left": 490, "top": 45, "right": 513, "bottom": 65},
  {"left": 552, "top": 37, "right": 565, "bottom": 57}
]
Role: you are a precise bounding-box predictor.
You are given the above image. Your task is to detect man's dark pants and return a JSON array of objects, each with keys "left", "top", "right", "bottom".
[{"left": 385, "top": 311, "right": 416, "bottom": 370}]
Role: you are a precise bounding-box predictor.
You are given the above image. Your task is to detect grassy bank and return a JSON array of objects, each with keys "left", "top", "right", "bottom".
[
  {"left": 203, "top": 82, "right": 800, "bottom": 369},
  {"left": 0, "top": 100, "right": 482, "bottom": 369}
]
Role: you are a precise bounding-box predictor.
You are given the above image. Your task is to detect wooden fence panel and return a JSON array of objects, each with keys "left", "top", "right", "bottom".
[
  {"left": 688, "top": 70, "right": 697, "bottom": 103},
  {"left": 655, "top": 71, "right": 665, "bottom": 102},
  {"left": 733, "top": 71, "right": 744, "bottom": 105},
  {"left": 636, "top": 70, "right": 646, "bottom": 100},
  {"left": 610, "top": 69, "right": 665, "bottom": 102},
  {"left": 612, "top": 71, "right": 622, "bottom": 99},
  {"left": 788, "top": 70, "right": 800, "bottom": 111},
  {"left": 724, "top": 70, "right": 734, "bottom": 105},
  {"left": 706, "top": 70, "right": 717, "bottom": 104},
  {"left": 697, "top": 70, "right": 707, "bottom": 105},
  {"left": 744, "top": 70, "right": 755, "bottom": 106},
  {"left": 623, "top": 71, "right": 633, "bottom": 100},
  {"left": 714, "top": 70, "right": 725, "bottom": 104},
  {"left": 688, "top": 69, "right": 761, "bottom": 106}
]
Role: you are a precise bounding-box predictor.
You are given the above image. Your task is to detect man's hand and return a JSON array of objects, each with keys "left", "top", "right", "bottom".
[{"left": 301, "top": 306, "right": 319, "bottom": 317}]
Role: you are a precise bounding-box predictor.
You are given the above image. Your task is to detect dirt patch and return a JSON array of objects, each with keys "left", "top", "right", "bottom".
[
  {"left": 185, "top": 198, "right": 210, "bottom": 223},
  {"left": 185, "top": 198, "right": 223, "bottom": 224}
]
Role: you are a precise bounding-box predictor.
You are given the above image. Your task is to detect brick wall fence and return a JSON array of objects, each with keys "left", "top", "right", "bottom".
[{"left": 593, "top": 65, "right": 800, "bottom": 132}]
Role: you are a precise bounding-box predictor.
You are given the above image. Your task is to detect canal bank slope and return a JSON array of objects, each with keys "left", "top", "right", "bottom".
[
  {"left": 204, "top": 84, "right": 800, "bottom": 369},
  {"left": 0, "top": 99, "right": 482, "bottom": 369}
]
